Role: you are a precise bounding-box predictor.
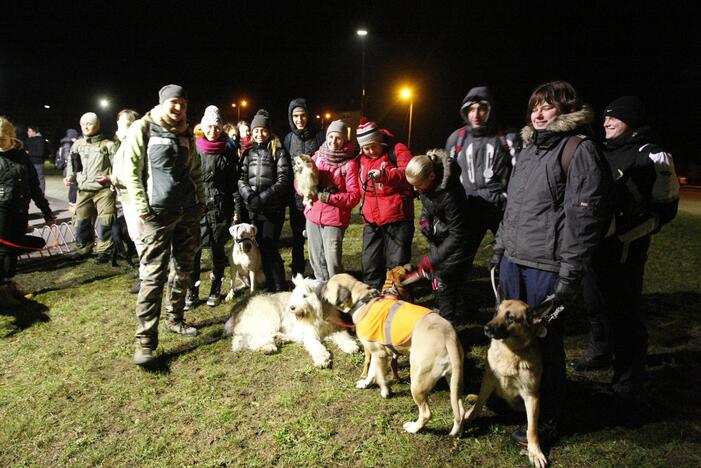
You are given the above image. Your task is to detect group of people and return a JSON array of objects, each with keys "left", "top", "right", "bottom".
[{"left": 0, "top": 79, "right": 679, "bottom": 448}]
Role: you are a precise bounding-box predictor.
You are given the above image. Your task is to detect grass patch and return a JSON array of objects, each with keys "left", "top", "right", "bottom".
[{"left": 2, "top": 203, "right": 701, "bottom": 465}]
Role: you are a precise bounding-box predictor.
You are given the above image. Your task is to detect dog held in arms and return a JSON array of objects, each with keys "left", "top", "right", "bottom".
[
  {"left": 463, "top": 299, "right": 554, "bottom": 468},
  {"left": 323, "top": 273, "right": 465, "bottom": 436},
  {"left": 223, "top": 274, "right": 359, "bottom": 368},
  {"left": 226, "top": 223, "right": 265, "bottom": 300},
  {"left": 293, "top": 154, "right": 318, "bottom": 207}
]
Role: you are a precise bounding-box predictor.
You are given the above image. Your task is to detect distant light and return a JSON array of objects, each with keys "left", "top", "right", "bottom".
[
  {"left": 99, "top": 98, "right": 110, "bottom": 109},
  {"left": 43, "top": 105, "right": 51, "bottom": 109},
  {"left": 231, "top": 103, "right": 237, "bottom": 108},
  {"left": 324, "top": 113, "right": 331, "bottom": 119},
  {"left": 316, "top": 115, "right": 321, "bottom": 119},
  {"left": 400, "top": 87, "right": 413, "bottom": 100},
  {"left": 357, "top": 29, "right": 368, "bottom": 37},
  {"left": 240, "top": 100, "right": 247, "bottom": 107}
]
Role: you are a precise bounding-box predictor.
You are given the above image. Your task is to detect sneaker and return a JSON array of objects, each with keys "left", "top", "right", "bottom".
[
  {"left": 184, "top": 288, "right": 198, "bottom": 311},
  {"left": 207, "top": 294, "right": 221, "bottom": 307},
  {"left": 163, "top": 320, "right": 198, "bottom": 337},
  {"left": 569, "top": 355, "right": 611, "bottom": 372},
  {"left": 95, "top": 253, "right": 110, "bottom": 264},
  {"left": 133, "top": 346, "right": 155, "bottom": 366},
  {"left": 511, "top": 420, "right": 559, "bottom": 447},
  {"left": 129, "top": 279, "right": 141, "bottom": 294},
  {"left": 207, "top": 276, "right": 223, "bottom": 307}
]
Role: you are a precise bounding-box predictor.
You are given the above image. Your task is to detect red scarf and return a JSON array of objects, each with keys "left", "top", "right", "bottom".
[
  {"left": 196, "top": 135, "right": 228, "bottom": 154},
  {"left": 317, "top": 142, "right": 356, "bottom": 167}
]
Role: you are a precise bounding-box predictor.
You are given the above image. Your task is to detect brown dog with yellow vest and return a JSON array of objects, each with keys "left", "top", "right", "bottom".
[{"left": 323, "top": 273, "right": 465, "bottom": 436}]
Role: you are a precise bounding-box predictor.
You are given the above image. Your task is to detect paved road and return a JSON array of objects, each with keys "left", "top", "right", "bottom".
[{"left": 679, "top": 186, "right": 701, "bottom": 215}]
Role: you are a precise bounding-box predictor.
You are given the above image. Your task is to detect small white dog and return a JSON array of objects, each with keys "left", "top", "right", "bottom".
[
  {"left": 226, "top": 223, "right": 265, "bottom": 301},
  {"left": 293, "top": 154, "right": 318, "bottom": 207},
  {"left": 223, "top": 274, "right": 359, "bottom": 368}
]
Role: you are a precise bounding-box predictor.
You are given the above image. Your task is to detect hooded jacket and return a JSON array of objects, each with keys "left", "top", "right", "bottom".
[
  {"left": 121, "top": 106, "right": 204, "bottom": 216},
  {"left": 416, "top": 150, "right": 470, "bottom": 275},
  {"left": 283, "top": 98, "right": 325, "bottom": 158},
  {"left": 495, "top": 106, "right": 610, "bottom": 281},
  {"left": 444, "top": 86, "right": 511, "bottom": 209}
]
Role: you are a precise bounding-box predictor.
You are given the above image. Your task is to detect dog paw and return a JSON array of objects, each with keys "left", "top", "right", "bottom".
[
  {"left": 403, "top": 421, "right": 422, "bottom": 434},
  {"left": 341, "top": 343, "right": 360, "bottom": 354},
  {"left": 260, "top": 344, "right": 278, "bottom": 354},
  {"left": 380, "top": 388, "right": 391, "bottom": 399},
  {"left": 224, "top": 290, "right": 235, "bottom": 302},
  {"left": 314, "top": 355, "right": 331, "bottom": 368},
  {"left": 528, "top": 448, "right": 548, "bottom": 468},
  {"left": 356, "top": 379, "right": 371, "bottom": 389},
  {"left": 448, "top": 420, "right": 464, "bottom": 437}
]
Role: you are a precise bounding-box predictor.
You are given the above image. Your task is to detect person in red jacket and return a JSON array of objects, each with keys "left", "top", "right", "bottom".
[
  {"left": 356, "top": 118, "right": 414, "bottom": 290},
  {"left": 301, "top": 120, "right": 360, "bottom": 280}
]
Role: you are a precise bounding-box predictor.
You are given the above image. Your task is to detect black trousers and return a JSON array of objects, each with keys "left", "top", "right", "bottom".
[
  {"left": 190, "top": 217, "right": 230, "bottom": 288},
  {"left": 362, "top": 220, "right": 413, "bottom": 290},
  {"left": 288, "top": 196, "right": 307, "bottom": 276},
  {"left": 435, "top": 270, "right": 468, "bottom": 324},
  {"left": 251, "top": 209, "right": 287, "bottom": 292},
  {"left": 583, "top": 236, "right": 650, "bottom": 397},
  {"left": 464, "top": 196, "right": 503, "bottom": 270}
]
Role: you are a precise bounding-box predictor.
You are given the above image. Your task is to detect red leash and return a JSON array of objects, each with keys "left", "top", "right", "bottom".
[{"left": 0, "top": 238, "right": 52, "bottom": 251}]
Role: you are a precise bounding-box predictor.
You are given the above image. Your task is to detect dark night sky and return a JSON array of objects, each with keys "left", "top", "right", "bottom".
[{"left": 2, "top": 1, "right": 700, "bottom": 166}]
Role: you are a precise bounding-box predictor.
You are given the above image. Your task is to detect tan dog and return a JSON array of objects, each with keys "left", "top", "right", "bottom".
[
  {"left": 324, "top": 273, "right": 465, "bottom": 436},
  {"left": 293, "top": 154, "right": 318, "bottom": 207},
  {"left": 226, "top": 223, "right": 265, "bottom": 300},
  {"left": 464, "top": 299, "right": 553, "bottom": 468}
]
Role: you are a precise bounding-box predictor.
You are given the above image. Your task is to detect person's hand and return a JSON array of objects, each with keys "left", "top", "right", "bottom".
[
  {"left": 417, "top": 256, "right": 433, "bottom": 279},
  {"left": 95, "top": 175, "right": 111, "bottom": 186},
  {"left": 318, "top": 192, "right": 331, "bottom": 203},
  {"left": 367, "top": 169, "right": 382, "bottom": 182},
  {"left": 419, "top": 219, "right": 432, "bottom": 239},
  {"left": 248, "top": 195, "right": 261, "bottom": 211},
  {"left": 553, "top": 278, "right": 577, "bottom": 305},
  {"left": 490, "top": 251, "right": 503, "bottom": 272},
  {"left": 63, "top": 177, "right": 74, "bottom": 186}
]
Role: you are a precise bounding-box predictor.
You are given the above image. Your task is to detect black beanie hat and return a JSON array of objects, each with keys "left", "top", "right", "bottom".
[
  {"left": 158, "top": 84, "right": 188, "bottom": 104},
  {"left": 604, "top": 96, "right": 646, "bottom": 130},
  {"left": 251, "top": 109, "right": 271, "bottom": 130}
]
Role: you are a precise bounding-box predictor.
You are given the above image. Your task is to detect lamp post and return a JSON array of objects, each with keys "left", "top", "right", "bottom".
[
  {"left": 357, "top": 29, "right": 368, "bottom": 115},
  {"left": 232, "top": 99, "right": 248, "bottom": 121},
  {"left": 400, "top": 87, "right": 414, "bottom": 149}
]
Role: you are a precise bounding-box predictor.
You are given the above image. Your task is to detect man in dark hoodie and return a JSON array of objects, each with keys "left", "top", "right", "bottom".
[
  {"left": 283, "top": 98, "right": 325, "bottom": 277},
  {"left": 445, "top": 86, "right": 511, "bottom": 274}
]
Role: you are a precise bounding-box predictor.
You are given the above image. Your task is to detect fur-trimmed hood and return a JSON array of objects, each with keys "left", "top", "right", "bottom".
[{"left": 521, "top": 105, "right": 594, "bottom": 145}]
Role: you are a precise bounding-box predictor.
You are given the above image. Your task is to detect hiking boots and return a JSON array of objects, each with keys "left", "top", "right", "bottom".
[
  {"left": 207, "top": 276, "right": 223, "bottom": 307},
  {"left": 184, "top": 287, "right": 199, "bottom": 311},
  {"left": 163, "top": 320, "right": 198, "bottom": 337},
  {"left": 511, "top": 420, "right": 559, "bottom": 447},
  {"left": 133, "top": 346, "right": 156, "bottom": 367},
  {"left": 569, "top": 355, "right": 611, "bottom": 372}
]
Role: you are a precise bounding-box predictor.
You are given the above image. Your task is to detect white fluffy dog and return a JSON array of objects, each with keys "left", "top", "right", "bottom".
[
  {"left": 293, "top": 154, "right": 318, "bottom": 207},
  {"left": 223, "top": 274, "right": 360, "bottom": 368},
  {"left": 226, "top": 223, "right": 265, "bottom": 301}
]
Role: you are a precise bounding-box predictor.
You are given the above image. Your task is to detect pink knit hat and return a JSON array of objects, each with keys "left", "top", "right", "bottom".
[{"left": 356, "top": 118, "right": 385, "bottom": 147}]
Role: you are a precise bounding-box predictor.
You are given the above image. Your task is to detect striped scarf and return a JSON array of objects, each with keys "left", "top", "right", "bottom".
[{"left": 316, "top": 142, "right": 355, "bottom": 167}]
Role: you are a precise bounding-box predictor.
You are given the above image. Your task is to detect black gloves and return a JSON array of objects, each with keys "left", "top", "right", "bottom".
[
  {"left": 247, "top": 194, "right": 261, "bottom": 211},
  {"left": 553, "top": 278, "right": 577, "bottom": 305}
]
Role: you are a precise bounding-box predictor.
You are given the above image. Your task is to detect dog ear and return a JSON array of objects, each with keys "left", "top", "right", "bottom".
[
  {"left": 292, "top": 273, "right": 304, "bottom": 288},
  {"left": 250, "top": 224, "right": 257, "bottom": 237},
  {"left": 335, "top": 286, "right": 351, "bottom": 308},
  {"left": 229, "top": 224, "right": 238, "bottom": 238}
]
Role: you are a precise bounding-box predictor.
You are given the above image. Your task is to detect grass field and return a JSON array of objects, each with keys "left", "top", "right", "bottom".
[{"left": 2, "top": 204, "right": 701, "bottom": 466}]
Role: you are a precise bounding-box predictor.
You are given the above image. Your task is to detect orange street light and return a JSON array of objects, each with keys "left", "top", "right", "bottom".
[
  {"left": 232, "top": 99, "right": 249, "bottom": 121},
  {"left": 399, "top": 87, "right": 414, "bottom": 149}
]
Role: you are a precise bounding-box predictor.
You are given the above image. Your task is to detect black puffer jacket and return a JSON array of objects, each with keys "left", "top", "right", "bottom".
[
  {"left": 198, "top": 138, "right": 238, "bottom": 224},
  {"left": 0, "top": 147, "right": 53, "bottom": 221},
  {"left": 417, "top": 150, "right": 470, "bottom": 276},
  {"left": 238, "top": 138, "right": 292, "bottom": 215},
  {"left": 495, "top": 106, "right": 610, "bottom": 281}
]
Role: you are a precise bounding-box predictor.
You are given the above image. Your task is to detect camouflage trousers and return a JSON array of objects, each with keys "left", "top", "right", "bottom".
[
  {"left": 74, "top": 188, "right": 116, "bottom": 255},
  {"left": 134, "top": 209, "right": 201, "bottom": 349}
]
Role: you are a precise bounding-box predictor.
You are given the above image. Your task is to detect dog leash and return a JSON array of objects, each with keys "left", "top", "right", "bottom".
[{"left": 490, "top": 267, "right": 564, "bottom": 326}]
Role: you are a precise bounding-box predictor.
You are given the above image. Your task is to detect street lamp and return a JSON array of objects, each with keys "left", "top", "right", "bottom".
[
  {"left": 399, "top": 87, "right": 414, "bottom": 149},
  {"left": 357, "top": 29, "right": 368, "bottom": 115},
  {"left": 231, "top": 99, "right": 249, "bottom": 121},
  {"left": 99, "top": 98, "right": 110, "bottom": 110}
]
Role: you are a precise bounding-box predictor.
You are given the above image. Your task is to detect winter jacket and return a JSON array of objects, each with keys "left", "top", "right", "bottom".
[
  {"left": 416, "top": 152, "right": 470, "bottom": 276},
  {"left": 55, "top": 129, "right": 79, "bottom": 173},
  {"left": 238, "top": 138, "right": 291, "bottom": 216},
  {"left": 25, "top": 135, "right": 49, "bottom": 165},
  {"left": 359, "top": 143, "right": 414, "bottom": 225},
  {"left": 66, "top": 134, "right": 116, "bottom": 192},
  {"left": 0, "top": 146, "right": 53, "bottom": 221},
  {"left": 445, "top": 87, "right": 511, "bottom": 210},
  {"left": 198, "top": 136, "right": 238, "bottom": 224},
  {"left": 495, "top": 106, "right": 610, "bottom": 282},
  {"left": 302, "top": 151, "right": 361, "bottom": 228},
  {"left": 121, "top": 106, "right": 204, "bottom": 217}
]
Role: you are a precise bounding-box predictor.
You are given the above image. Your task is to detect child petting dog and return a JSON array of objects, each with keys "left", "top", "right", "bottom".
[{"left": 299, "top": 120, "right": 361, "bottom": 280}]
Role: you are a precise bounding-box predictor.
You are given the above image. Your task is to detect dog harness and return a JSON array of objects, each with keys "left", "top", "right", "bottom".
[{"left": 356, "top": 298, "right": 433, "bottom": 349}]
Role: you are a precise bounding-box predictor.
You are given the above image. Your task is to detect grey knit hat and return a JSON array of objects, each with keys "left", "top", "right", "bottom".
[
  {"left": 251, "top": 109, "right": 271, "bottom": 130},
  {"left": 158, "top": 84, "right": 188, "bottom": 104},
  {"left": 80, "top": 112, "right": 100, "bottom": 132},
  {"left": 326, "top": 119, "right": 347, "bottom": 139}
]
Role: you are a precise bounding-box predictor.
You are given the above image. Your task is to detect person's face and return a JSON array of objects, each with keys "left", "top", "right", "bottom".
[
  {"left": 162, "top": 97, "right": 188, "bottom": 123},
  {"left": 239, "top": 124, "right": 250, "bottom": 139},
  {"left": 531, "top": 101, "right": 560, "bottom": 130},
  {"left": 116, "top": 114, "right": 133, "bottom": 133},
  {"left": 204, "top": 124, "right": 222, "bottom": 142},
  {"left": 27, "top": 128, "right": 37, "bottom": 137},
  {"left": 252, "top": 127, "right": 269, "bottom": 143},
  {"left": 81, "top": 121, "right": 98, "bottom": 136},
  {"left": 361, "top": 143, "right": 383, "bottom": 159},
  {"left": 0, "top": 134, "right": 12, "bottom": 151},
  {"left": 467, "top": 102, "right": 489, "bottom": 128},
  {"left": 603, "top": 116, "right": 631, "bottom": 141},
  {"left": 292, "top": 111, "right": 308, "bottom": 130},
  {"left": 406, "top": 172, "right": 436, "bottom": 193},
  {"left": 227, "top": 128, "right": 237, "bottom": 140},
  {"left": 326, "top": 132, "right": 345, "bottom": 150}
]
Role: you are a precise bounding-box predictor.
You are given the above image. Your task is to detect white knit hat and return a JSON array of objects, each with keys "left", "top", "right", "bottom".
[{"left": 201, "top": 105, "right": 223, "bottom": 128}]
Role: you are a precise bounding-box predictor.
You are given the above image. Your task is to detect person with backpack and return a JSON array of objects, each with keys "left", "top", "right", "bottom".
[
  {"left": 444, "top": 86, "right": 511, "bottom": 277},
  {"left": 575, "top": 96, "right": 679, "bottom": 407},
  {"left": 491, "top": 81, "right": 610, "bottom": 446},
  {"left": 356, "top": 118, "right": 414, "bottom": 290}
]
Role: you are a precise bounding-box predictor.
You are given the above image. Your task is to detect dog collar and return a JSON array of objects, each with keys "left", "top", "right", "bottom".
[{"left": 349, "top": 290, "right": 381, "bottom": 316}]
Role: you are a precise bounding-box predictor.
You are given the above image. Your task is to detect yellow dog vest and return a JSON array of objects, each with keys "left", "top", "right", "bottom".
[{"left": 356, "top": 298, "right": 433, "bottom": 347}]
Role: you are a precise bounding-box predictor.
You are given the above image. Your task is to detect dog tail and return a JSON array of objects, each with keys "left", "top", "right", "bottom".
[{"left": 446, "top": 331, "right": 466, "bottom": 435}]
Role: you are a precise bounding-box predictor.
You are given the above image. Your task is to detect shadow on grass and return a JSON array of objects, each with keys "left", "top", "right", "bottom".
[{"left": 0, "top": 299, "right": 51, "bottom": 337}]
